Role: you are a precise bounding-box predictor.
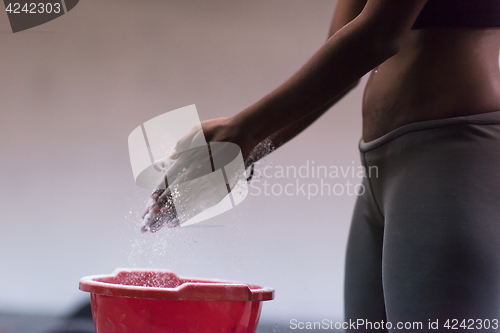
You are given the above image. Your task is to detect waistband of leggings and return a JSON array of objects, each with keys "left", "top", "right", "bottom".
[{"left": 359, "top": 110, "right": 500, "bottom": 152}]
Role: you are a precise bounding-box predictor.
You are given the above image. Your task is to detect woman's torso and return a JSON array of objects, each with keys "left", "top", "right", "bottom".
[{"left": 362, "top": 27, "right": 500, "bottom": 142}]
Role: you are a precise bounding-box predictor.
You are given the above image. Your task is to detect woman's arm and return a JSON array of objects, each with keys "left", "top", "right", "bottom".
[
  {"left": 230, "top": 0, "right": 428, "bottom": 150},
  {"left": 328, "top": 0, "right": 369, "bottom": 38},
  {"left": 245, "top": 0, "right": 367, "bottom": 166},
  {"left": 142, "top": 0, "right": 429, "bottom": 231},
  {"left": 245, "top": 79, "right": 358, "bottom": 167}
]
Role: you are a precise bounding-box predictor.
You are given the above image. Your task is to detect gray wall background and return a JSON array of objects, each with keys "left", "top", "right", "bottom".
[{"left": 0, "top": 0, "right": 368, "bottom": 322}]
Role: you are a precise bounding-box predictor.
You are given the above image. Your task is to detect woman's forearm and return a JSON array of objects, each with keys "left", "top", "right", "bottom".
[
  {"left": 231, "top": 0, "right": 427, "bottom": 147},
  {"left": 232, "top": 21, "right": 396, "bottom": 145},
  {"left": 245, "top": 79, "right": 360, "bottom": 166}
]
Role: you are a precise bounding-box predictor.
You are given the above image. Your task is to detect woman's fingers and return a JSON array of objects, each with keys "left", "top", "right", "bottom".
[
  {"left": 168, "top": 124, "right": 204, "bottom": 159},
  {"left": 156, "top": 188, "right": 173, "bottom": 208},
  {"left": 140, "top": 149, "right": 207, "bottom": 232},
  {"left": 151, "top": 188, "right": 166, "bottom": 202},
  {"left": 165, "top": 170, "right": 232, "bottom": 224},
  {"left": 149, "top": 205, "right": 180, "bottom": 232},
  {"left": 143, "top": 204, "right": 179, "bottom": 233},
  {"left": 141, "top": 204, "right": 159, "bottom": 233},
  {"left": 141, "top": 188, "right": 165, "bottom": 219},
  {"left": 141, "top": 188, "right": 181, "bottom": 233},
  {"left": 164, "top": 147, "right": 213, "bottom": 187},
  {"left": 150, "top": 142, "right": 243, "bottom": 227},
  {"left": 141, "top": 133, "right": 245, "bottom": 232},
  {"left": 141, "top": 205, "right": 150, "bottom": 219}
]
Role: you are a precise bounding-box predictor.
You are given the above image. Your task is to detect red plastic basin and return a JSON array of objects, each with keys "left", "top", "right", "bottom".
[{"left": 79, "top": 269, "right": 274, "bottom": 333}]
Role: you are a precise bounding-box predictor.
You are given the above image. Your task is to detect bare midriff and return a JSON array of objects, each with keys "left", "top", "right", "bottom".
[{"left": 362, "top": 28, "right": 500, "bottom": 142}]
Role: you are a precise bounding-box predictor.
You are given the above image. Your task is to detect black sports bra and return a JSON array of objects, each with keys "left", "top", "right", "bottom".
[{"left": 412, "top": 0, "right": 500, "bottom": 29}]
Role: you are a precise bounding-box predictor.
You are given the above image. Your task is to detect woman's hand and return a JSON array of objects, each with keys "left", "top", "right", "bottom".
[{"left": 141, "top": 117, "right": 254, "bottom": 232}]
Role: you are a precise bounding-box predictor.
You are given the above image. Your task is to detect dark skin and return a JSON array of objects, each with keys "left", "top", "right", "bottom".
[
  {"left": 246, "top": 0, "right": 368, "bottom": 164},
  {"left": 142, "top": 0, "right": 500, "bottom": 229},
  {"left": 363, "top": 18, "right": 500, "bottom": 141}
]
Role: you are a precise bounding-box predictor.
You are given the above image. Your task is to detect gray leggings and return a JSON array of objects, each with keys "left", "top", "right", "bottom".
[{"left": 345, "top": 111, "right": 500, "bottom": 332}]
